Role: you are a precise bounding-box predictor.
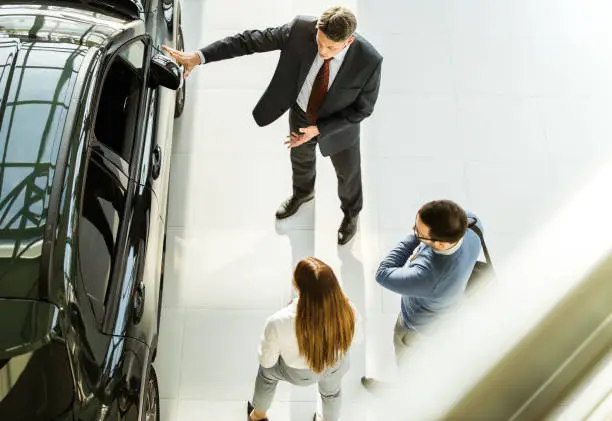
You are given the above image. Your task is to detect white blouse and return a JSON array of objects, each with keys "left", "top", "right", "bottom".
[{"left": 257, "top": 298, "right": 363, "bottom": 370}]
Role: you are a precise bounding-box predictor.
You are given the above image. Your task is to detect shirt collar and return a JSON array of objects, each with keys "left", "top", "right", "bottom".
[
  {"left": 333, "top": 43, "right": 350, "bottom": 63},
  {"left": 433, "top": 237, "right": 464, "bottom": 255},
  {"left": 312, "top": 33, "right": 352, "bottom": 64}
]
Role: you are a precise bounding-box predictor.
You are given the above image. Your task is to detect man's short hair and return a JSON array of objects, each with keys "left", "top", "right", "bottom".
[
  {"left": 317, "top": 6, "right": 357, "bottom": 42},
  {"left": 418, "top": 200, "right": 468, "bottom": 243}
]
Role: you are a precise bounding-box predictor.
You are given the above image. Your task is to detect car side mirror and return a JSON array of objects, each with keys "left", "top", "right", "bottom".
[{"left": 149, "top": 54, "right": 182, "bottom": 90}]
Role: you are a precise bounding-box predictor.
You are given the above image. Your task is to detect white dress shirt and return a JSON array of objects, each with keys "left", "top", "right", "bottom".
[
  {"left": 434, "top": 237, "right": 464, "bottom": 255},
  {"left": 296, "top": 45, "right": 351, "bottom": 113},
  {"left": 258, "top": 298, "right": 363, "bottom": 369},
  {"left": 409, "top": 237, "right": 464, "bottom": 262}
]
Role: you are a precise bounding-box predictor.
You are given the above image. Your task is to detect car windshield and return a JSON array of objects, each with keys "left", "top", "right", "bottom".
[{"left": 0, "top": 25, "right": 88, "bottom": 299}]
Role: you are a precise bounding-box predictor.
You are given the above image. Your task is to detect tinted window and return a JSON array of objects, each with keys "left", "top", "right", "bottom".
[
  {"left": 94, "top": 40, "right": 146, "bottom": 163},
  {"left": 78, "top": 156, "right": 126, "bottom": 323}
]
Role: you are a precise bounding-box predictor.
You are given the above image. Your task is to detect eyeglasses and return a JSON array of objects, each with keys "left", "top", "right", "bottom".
[{"left": 412, "top": 224, "right": 441, "bottom": 243}]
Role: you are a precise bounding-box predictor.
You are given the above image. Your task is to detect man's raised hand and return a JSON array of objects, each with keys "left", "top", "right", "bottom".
[{"left": 162, "top": 45, "right": 200, "bottom": 78}]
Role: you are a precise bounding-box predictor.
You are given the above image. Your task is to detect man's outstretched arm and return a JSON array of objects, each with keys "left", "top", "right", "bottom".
[
  {"left": 163, "top": 20, "right": 293, "bottom": 78},
  {"left": 199, "top": 22, "right": 292, "bottom": 64}
]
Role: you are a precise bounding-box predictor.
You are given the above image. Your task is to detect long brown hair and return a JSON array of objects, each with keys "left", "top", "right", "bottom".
[{"left": 294, "top": 257, "right": 355, "bottom": 373}]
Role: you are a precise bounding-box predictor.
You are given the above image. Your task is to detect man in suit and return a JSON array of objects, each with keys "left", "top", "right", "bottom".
[{"left": 163, "top": 6, "right": 382, "bottom": 245}]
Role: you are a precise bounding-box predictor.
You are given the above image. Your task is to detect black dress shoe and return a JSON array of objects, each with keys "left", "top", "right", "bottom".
[
  {"left": 361, "top": 376, "right": 393, "bottom": 394},
  {"left": 338, "top": 214, "right": 358, "bottom": 245},
  {"left": 275, "top": 193, "right": 314, "bottom": 219},
  {"left": 361, "top": 376, "right": 376, "bottom": 388},
  {"left": 247, "top": 401, "right": 268, "bottom": 421}
]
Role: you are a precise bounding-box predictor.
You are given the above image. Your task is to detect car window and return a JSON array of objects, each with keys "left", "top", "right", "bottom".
[
  {"left": 78, "top": 155, "right": 126, "bottom": 324},
  {"left": 119, "top": 41, "right": 145, "bottom": 70},
  {"left": 94, "top": 39, "right": 146, "bottom": 164}
]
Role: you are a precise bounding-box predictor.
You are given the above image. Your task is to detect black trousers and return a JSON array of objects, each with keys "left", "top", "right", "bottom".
[{"left": 289, "top": 103, "right": 363, "bottom": 217}]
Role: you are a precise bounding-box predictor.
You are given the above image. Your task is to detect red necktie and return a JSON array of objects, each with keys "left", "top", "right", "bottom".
[{"left": 306, "top": 58, "right": 333, "bottom": 123}]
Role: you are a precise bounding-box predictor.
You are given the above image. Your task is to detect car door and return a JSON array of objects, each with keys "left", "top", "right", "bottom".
[
  {"left": 77, "top": 146, "right": 154, "bottom": 420},
  {"left": 88, "top": 35, "right": 163, "bottom": 350},
  {"left": 133, "top": 79, "right": 166, "bottom": 346}
]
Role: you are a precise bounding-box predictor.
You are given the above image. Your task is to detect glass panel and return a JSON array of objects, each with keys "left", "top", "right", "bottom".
[
  {"left": 119, "top": 40, "right": 145, "bottom": 72},
  {"left": 94, "top": 40, "right": 146, "bottom": 163},
  {"left": 0, "top": 41, "right": 85, "bottom": 300},
  {"left": 78, "top": 158, "right": 126, "bottom": 323}
]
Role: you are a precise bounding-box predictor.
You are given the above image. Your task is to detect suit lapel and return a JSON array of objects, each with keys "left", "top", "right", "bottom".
[
  {"left": 328, "top": 40, "right": 357, "bottom": 92},
  {"left": 320, "top": 38, "right": 358, "bottom": 111}
]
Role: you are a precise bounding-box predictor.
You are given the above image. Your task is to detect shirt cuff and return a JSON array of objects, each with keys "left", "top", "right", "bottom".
[{"left": 196, "top": 50, "right": 205, "bottom": 65}]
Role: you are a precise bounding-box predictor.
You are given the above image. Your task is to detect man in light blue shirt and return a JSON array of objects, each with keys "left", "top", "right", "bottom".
[{"left": 362, "top": 200, "right": 483, "bottom": 389}]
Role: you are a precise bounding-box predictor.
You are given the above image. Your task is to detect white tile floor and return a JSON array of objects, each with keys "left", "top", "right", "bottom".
[{"left": 158, "top": 0, "right": 612, "bottom": 419}]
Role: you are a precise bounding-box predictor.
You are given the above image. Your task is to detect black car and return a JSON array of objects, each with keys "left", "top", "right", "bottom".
[{"left": 0, "top": 0, "right": 185, "bottom": 419}]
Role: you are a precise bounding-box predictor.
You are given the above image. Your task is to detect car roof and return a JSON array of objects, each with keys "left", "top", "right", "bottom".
[{"left": 0, "top": 5, "right": 128, "bottom": 300}]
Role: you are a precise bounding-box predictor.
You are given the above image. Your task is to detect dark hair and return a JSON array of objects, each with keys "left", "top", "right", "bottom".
[
  {"left": 293, "top": 257, "right": 355, "bottom": 373},
  {"left": 418, "top": 200, "right": 468, "bottom": 243},
  {"left": 317, "top": 6, "right": 357, "bottom": 42}
]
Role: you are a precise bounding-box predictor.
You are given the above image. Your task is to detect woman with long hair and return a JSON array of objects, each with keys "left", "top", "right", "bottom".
[{"left": 247, "top": 257, "right": 362, "bottom": 421}]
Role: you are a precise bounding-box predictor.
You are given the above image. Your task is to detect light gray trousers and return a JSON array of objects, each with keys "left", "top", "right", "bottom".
[
  {"left": 252, "top": 356, "right": 350, "bottom": 421},
  {"left": 393, "top": 313, "right": 418, "bottom": 366}
]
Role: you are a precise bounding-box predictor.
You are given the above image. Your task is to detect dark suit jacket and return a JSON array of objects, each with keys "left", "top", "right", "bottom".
[{"left": 200, "top": 16, "right": 383, "bottom": 156}]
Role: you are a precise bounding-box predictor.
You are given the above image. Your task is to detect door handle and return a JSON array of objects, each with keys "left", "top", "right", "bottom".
[
  {"left": 132, "top": 281, "right": 146, "bottom": 324},
  {"left": 151, "top": 145, "right": 162, "bottom": 180}
]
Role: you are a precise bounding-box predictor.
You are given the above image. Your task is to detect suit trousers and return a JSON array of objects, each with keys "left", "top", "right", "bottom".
[
  {"left": 252, "top": 356, "right": 350, "bottom": 421},
  {"left": 289, "top": 103, "right": 363, "bottom": 217}
]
